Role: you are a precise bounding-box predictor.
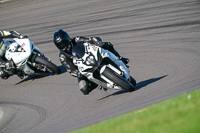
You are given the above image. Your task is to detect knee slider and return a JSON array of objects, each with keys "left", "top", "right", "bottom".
[{"left": 79, "top": 80, "right": 89, "bottom": 95}]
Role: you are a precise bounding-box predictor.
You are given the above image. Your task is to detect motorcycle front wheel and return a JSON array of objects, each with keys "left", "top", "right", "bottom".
[
  {"left": 130, "top": 76, "right": 136, "bottom": 87},
  {"left": 102, "top": 67, "right": 135, "bottom": 92},
  {"left": 34, "top": 56, "right": 61, "bottom": 74}
]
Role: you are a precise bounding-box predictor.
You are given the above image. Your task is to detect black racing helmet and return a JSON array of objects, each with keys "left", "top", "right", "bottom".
[{"left": 53, "top": 29, "right": 73, "bottom": 51}]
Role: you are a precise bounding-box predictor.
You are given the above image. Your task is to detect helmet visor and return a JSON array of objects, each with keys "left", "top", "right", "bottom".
[{"left": 55, "top": 40, "right": 71, "bottom": 50}]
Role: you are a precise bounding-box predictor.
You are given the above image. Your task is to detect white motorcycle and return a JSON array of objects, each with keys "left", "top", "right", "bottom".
[
  {"left": 3, "top": 38, "right": 60, "bottom": 78},
  {"left": 72, "top": 42, "right": 136, "bottom": 92}
]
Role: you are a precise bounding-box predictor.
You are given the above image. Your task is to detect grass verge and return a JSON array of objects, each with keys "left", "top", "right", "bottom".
[{"left": 71, "top": 89, "right": 200, "bottom": 133}]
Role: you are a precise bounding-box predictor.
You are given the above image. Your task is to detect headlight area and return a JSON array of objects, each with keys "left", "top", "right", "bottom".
[{"left": 86, "top": 55, "right": 97, "bottom": 66}]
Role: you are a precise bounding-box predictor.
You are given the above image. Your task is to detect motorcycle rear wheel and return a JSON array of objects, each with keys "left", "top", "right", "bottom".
[
  {"left": 102, "top": 67, "right": 135, "bottom": 92},
  {"left": 34, "top": 56, "right": 61, "bottom": 74}
]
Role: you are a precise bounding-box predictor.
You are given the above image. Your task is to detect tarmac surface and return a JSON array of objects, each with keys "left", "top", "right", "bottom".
[{"left": 0, "top": 0, "right": 200, "bottom": 133}]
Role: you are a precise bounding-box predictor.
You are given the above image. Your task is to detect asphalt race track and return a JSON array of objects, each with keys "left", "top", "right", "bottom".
[{"left": 0, "top": 0, "right": 200, "bottom": 133}]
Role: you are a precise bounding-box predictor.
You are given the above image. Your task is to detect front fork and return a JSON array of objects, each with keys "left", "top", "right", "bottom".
[
  {"left": 99, "top": 65, "right": 124, "bottom": 90},
  {"left": 29, "top": 51, "right": 43, "bottom": 62},
  {"left": 27, "top": 51, "right": 46, "bottom": 72}
]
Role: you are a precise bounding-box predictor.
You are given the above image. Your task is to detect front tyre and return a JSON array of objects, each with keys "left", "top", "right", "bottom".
[
  {"left": 130, "top": 76, "right": 136, "bottom": 86},
  {"left": 102, "top": 67, "right": 135, "bottom": 92},
  {"left": 34, "top": 56, "right": 61, "bottom": 74}
]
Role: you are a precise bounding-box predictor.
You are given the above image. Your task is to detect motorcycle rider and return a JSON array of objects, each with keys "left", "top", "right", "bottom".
[
  {"left": 0, "top": 30, "right": 25, "bottom": 79},
  {"left": 53, "top": 29, "right": 129, "bottom": 95}
]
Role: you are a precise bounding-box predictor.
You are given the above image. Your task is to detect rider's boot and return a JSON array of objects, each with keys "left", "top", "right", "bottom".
[
  {"left": 0, "top": 68, "right": 10, "bottom": 79},
  {"left": 80, "top": 82, "right": 97, "bottom": 95},
  {"left": 16, "top": 71, "right": 24, "bottom": 79},
  {"left": 0, "top": 67, "right": 15, "bottom": 79}
]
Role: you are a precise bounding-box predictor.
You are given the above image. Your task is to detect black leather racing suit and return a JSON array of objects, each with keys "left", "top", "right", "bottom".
[{"left": 59, "top": 36, "right": 127, "bottom": 95}]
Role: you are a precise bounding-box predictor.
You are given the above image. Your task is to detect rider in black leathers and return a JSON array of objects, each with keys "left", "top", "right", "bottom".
[
  {"left": 0, "top": 30, "right": 25, "bottom": 79},
  {"left": 53, "top": 29, "right": 129, "bottom": 95}
]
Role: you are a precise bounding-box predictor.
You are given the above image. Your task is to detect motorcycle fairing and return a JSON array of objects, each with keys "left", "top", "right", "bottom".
[
  {"left": 5, "top": 38, "right": 43, "bottom": 70},
  {"left": 73, "top": 42, "right": 130, "bottom": 86}
]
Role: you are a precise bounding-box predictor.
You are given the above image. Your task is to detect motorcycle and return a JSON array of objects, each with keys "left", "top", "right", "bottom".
[
  {"left": 72, "top": 42, "right": 136, "bottom": 92},
  {"left": 4, "top": 38, "right": 61, "bottom": 78}
]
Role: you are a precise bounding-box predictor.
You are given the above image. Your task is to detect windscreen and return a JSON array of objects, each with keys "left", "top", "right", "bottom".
[{"left": 72, "top": 44, "right": 85, "bottom": 58}]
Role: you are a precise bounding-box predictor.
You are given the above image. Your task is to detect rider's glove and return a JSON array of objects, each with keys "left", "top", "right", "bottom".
[
  {"left": 10, "top": 31, "right": 24, "bottom": 39},
  {"left": 5, "top": 61, "right": 14, "bottom": 70},
  {"left": 22, "top": 35, "right": 29, "bottom": 38},
  {"left": 91, "top": 37, "right": 102, "bottom": 45}
]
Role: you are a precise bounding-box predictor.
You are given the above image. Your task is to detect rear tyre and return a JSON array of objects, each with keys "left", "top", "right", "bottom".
[
  {"left": 34, "top": 56, "right": 61, "bottom": 74},
  {"left": 102, "top": 67, "right": 135, "bottom": 92}
]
